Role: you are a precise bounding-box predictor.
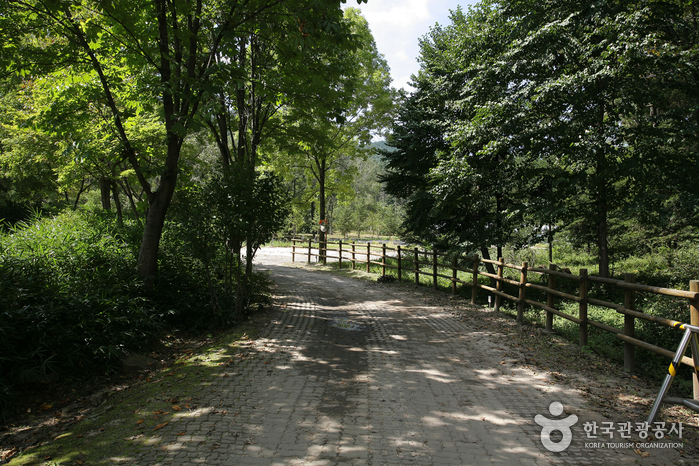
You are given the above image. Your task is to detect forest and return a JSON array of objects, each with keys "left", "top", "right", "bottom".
[
  {"left": 381, "top": 0, "right": 699, "bottom": 281},
  {"left": 2, "top": 0, "right": 699, "bottom": 420},
  {"left": 0, "top": 0, "right": 395, "bottom": 417}
]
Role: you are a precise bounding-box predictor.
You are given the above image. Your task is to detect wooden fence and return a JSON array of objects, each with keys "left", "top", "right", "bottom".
[{"left": 292, "top": 238, "right": 699, "bottom": 398}]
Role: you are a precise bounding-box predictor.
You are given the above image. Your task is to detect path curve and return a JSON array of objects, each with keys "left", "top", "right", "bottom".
[{"left": 137, "top": 248, "right": 686, "bottom": 465}]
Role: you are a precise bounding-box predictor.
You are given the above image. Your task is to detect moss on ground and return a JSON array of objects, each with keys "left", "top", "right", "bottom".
[{"left": 5, "top": 322, "right": 262, "bottom": 465}]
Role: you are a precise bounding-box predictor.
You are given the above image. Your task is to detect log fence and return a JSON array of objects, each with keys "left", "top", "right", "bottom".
[{"left": 291, "top": 238, "right": 699, "bottom": 399}]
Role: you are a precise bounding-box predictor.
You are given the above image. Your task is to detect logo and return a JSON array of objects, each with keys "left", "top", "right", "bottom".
[{"left": 535, "top": 401, "right": 578, "bottom": 452}]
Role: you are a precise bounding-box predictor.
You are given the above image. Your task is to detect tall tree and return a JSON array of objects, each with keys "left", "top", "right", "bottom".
[
  {"left": 278, "top": 7, "right": 397, "bottom": 250},
  {"left": 4, "top": 0, "right": 353, "bottom": 281}
]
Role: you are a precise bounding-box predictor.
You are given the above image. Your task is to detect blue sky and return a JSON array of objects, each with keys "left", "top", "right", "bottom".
[{"left": 344, "top": 0, "right": 479, "bottom": 91}]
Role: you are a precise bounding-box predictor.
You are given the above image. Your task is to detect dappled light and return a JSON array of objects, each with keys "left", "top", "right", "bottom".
[
  {"left": 79, "top": 253, "right": 682, "bottom": 465},
  {"left": 2, "top": 250, "right": 689, "bottom": 465}
]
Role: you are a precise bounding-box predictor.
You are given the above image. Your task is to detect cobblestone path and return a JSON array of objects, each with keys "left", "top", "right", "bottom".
[{"left": 137, "top": 249, "right": 686, "bottom": 465}]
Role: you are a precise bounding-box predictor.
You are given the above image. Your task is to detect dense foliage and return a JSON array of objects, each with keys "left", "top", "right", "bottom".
[
  {"left": 382, "top": 0, "right": 699, "bottom": 278},
  {"left": 0, "top": 1, "right": 393, "bottom": 419}
]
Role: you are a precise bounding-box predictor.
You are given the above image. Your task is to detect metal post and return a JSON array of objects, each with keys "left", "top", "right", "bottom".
[{"left": 647, "top": 326, "right": 697, "bottom": 424}]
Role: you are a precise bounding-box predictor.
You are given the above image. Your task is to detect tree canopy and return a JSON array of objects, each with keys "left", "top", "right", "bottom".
[
  {"left": 382, "top": 0, "right": 699, "bottom": 277},
  {"left": 1, "top": 0, "right": 377, "bottom": 281}
]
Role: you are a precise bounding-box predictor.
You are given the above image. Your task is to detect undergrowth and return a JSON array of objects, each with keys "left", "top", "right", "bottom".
[{"left": 0, "top": 209, "right": 268, "bottom": 420}]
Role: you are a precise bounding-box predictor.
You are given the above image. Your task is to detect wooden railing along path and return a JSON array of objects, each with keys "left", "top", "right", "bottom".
[{"left": 291, "top": 238, "right": 699, "bottom": 398}]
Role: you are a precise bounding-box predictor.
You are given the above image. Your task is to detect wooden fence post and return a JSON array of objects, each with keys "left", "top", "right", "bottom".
[
  {"left": 624, "top": 273, "right": 636, "bottom": 372},
  {"left": 367, "top": 242, "right": 371, "bottom": 273},
  {"left": 382, "top": 243, "right": 386, "bottom": 276},
  {"left": 338, "top": 240, "right": 342, "bottom": 269},
  {"left": 623, "top": 273, "right": 637, "bottom": 370},
  {"left": 546, "top": 264, "right": 556, "bottom": 331},
  {"left": 579, "top": 269, "right": 588, "bottom": 347},
  {"left": 397, "top": 245, "right": 402, "bottom": 281},
  {"left": 292, "top": 239, "right": 296, "bottom": 262},
  {"left": 307, "top": 238, "right": 312, "bottom": 264},
  {"left": 352, "top": 242, "right": 356, "bottom": 270},
  {"left": 517, "top": 262, "right": 528, "bottom": 322},
  {"left": 494, "top": 258, "right": 504, "bottom": 312},
  {"left": 451, "top": 256, "right": 458, "bottom": 295},
  {"left": 322, "top": 237, "right": 327, "bottom": 265},
  {"left": 690, "top": 280, "right": 699, "bottom": 400},
  {"left": 433, "top": 248, "right": 438, "bottom": 290},
  {"left": 414, "top": 247, "right": 419, "bottom": 285},
  {"left": 471, "top": 256, "right": 480, "bottom": 304}
]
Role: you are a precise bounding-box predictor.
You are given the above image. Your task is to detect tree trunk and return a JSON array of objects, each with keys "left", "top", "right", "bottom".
[
  {"left": 111, "top": 181, "right": 123, "bottom": 228},
  {"left": 318, "top": 158, "right": 327, "bottom": 262},
  {"left": 548, "top": 224, "right": 553, "bottom": 264},
  {"left": 99, "top": 178, "right": 111, "bottom": 210},
  {"left": 597, "top": 195, "right": 610, "bottom": 278},
  {"left": 118, "top": 178, "right": 141, "bottom": 226},
  {"left": 480, "top": 246, "right": 497, "bottom": 288},
  {"left": 136, "top": 161, "right": 179, "bottom": 281}
]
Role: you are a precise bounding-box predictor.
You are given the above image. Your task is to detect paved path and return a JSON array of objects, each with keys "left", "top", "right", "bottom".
[{"left": 137, "top": 249, "right": 686, "bottom": 465}]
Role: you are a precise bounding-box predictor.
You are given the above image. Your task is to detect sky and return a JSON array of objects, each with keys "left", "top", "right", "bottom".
[{"left": 344, "top": 0, "right": 479, "bottom": 91}]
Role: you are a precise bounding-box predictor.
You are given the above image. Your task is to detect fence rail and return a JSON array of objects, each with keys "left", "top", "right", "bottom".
[{"left": 291, "top": 238, "right": 699, "bottom": 399}]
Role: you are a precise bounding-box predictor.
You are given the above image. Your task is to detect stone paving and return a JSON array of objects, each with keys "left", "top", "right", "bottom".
[{"left": 135, "top": 248, "right": 688, "bottom": 465}]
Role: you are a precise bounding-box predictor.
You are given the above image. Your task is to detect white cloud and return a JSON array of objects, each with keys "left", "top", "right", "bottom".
[{"left": 345, "top": 0, "right": 478, "bottom": 91}]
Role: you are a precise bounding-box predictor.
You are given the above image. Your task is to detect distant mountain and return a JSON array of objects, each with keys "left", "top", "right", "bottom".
[{"left": 370, "top": 140, "right": 397, "bottom": 153}]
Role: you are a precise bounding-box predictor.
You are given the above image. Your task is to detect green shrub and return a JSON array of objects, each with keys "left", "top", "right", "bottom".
[{"left": 0, "top": 211, "right": 158, "bottom": 418}]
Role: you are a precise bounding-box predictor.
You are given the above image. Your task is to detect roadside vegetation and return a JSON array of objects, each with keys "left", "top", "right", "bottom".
[{"left": 0, "top": 1, "right": 393, "bottom": 422}]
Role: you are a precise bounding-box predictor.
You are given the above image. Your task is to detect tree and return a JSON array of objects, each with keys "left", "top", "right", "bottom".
[
  {"left": 277, "top": 7, "right": 397, "bottom": 253},
  {"left": 4, "top": 0, "right": 355, "bottom": 282},
  {"left": 385, "top": 0, "right": 699, "bottom": 278}
]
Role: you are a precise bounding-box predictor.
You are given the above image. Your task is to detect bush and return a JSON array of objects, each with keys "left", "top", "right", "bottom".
[{"left": 0, "top": 211, "right": 158, "bottom": 418}]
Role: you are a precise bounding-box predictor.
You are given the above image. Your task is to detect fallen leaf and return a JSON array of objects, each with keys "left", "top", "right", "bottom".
[
  {"left": 154, "top": 422, "right": 169, "bottom": 431},
  {"left": 172, "top": 405, "right": 182, "bottom": 411},
  {"left": 136, "top": 419, "right": 144, "bottom": 424},
  {"left": 634, "top": 449, "right": 650, "bottom": 458},
  {"left": 40, "top": 403, "right": 53, "bottom": 411}
]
